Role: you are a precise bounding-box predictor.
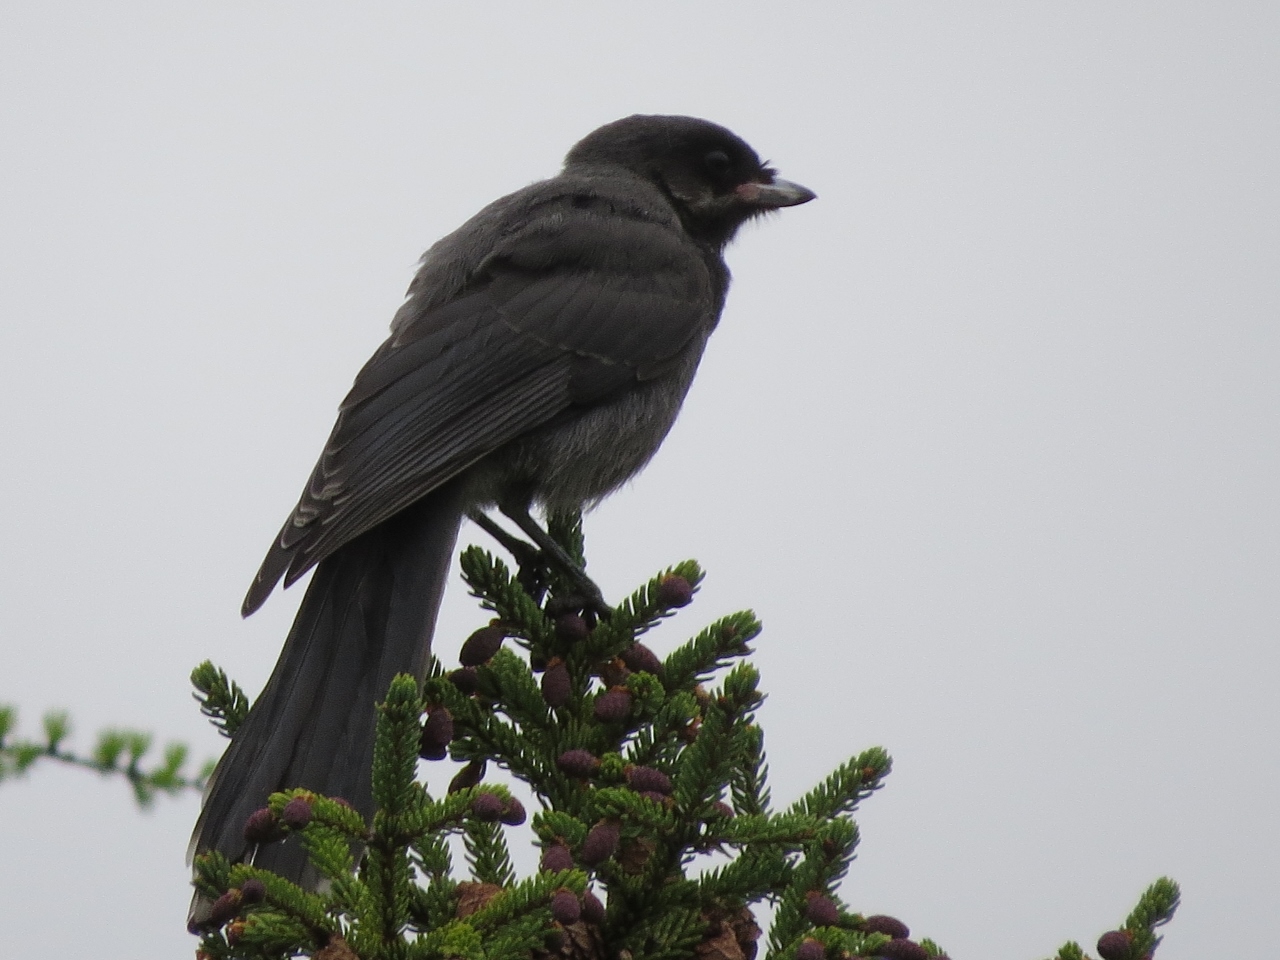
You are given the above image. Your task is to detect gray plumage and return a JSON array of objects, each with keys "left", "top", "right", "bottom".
[{"left": 190, "top": 114, "right": 813, "bottom": 916}]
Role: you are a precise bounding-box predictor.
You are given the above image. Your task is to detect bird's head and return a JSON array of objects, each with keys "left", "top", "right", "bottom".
[{"left": 564, "top": 115, "right": 815, "bottom": 248}]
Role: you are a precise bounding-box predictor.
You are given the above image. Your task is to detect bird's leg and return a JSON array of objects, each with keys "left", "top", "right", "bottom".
[
  {"left": 467, "top": 510, "right": 541, "bottom": 567},
  {"left": 499, "top": 502, "right": 612, "bottom": 618},
  {"left": 466, "top": 509, "right": 549, "bottom": 601}
]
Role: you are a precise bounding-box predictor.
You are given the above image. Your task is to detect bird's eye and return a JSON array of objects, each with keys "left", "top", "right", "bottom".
[{"left": 703, "top": 150, "right": 731, "bottom": 176}]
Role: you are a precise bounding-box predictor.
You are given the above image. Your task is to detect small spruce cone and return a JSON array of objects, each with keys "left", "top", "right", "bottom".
[
  {"left": 555, "top": 613, "right": 591, "bottom": 643},
  {"left": 593, "top": 687, "right": 631, "bottom": 723},
  {"left": 710, "top": 800, "right": 735, "bottom": 819},
  {"left": 239, "top": 879, "right": 266, "bottom": 905},
  {"left": 581, "top": 889, "right": 605, "bottom": 924},
  {"left": 619, "top": 642, "right": 664, "bottom": 678},
  {"left": 281, "top": 797, "right": 313, "bottom": 830},
  {"left": 861, "top": 916, "right": 909, "bottom": 940},
  {"left": 541, "top": 843, "right": 575, "bottom": 873},
  {"left": 449, "top": 759, "right": 486, "bottom": 793},
  {"left": 207, "top": 889, "right": 242, "bottom": 927},
  {"left": 419, "top": 707, "right": 454, "bottom": 760},
  {"left": 243, "top": 807, "right": 283, "bottom": 844},
  {"left": 225, "top": 920, "right": 247, "bottom": 946},
  {"left": 1097, "top": 930, "right": 1134, "bottom": 960},
  {"left": 500, "top": 796, "right": 527, "bottom": 825},
  {"left": 804, "top": 892, "right": 840, "bottom": 927},
  {"left": 556, "top": 749, "right": 600, "bottom": 778},
  {"left": 542, "top": 659, "right": 572, "bottom": 707},
  {"left": 470, "top": 792, "right": 505, "bottom": 822},
  {"left": 638, "top": 790, "right": 669, "bottom": 805},
  {"left": 449, "top": 667, "right": 480, "bottom": 694},
  {"left": 459, "top": 624, "right": 506, "bottom": 666},
  {"left": 657, "top": 574, "right": 693, "bottom": 608},
  {"left": 625, "top": 764, "right": 673, "bottom": 795},
  {"left": 550, "top": 888, "right": 582, "bottom": 924},
  {"left": 875, "top": 941, "right": 928, "bottom": 960},
  {"left": 796, "top": 939, "right": 825, "bottom": 960},
  {"left": 578, "top": 821, "right": 620, "bottom": 865}
]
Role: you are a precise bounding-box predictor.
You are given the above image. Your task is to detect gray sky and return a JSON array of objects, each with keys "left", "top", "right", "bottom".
[{"left": 1, "top": 3, "right": 1276, "bottom": 957}]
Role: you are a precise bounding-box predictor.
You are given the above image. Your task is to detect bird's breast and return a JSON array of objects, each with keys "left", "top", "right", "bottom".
[{"left": 467, "top": 332, "right": 709, "bottom": 512}]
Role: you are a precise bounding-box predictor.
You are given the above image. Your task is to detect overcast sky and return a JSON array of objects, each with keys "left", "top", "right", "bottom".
[{"left": 1, "top": 3, "right": 1276, "bottom": 958}]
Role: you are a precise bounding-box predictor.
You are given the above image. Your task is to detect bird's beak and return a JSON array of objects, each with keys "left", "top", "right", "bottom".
[{"left": 735, "top": 177, "right": 816, "bottom": 208}]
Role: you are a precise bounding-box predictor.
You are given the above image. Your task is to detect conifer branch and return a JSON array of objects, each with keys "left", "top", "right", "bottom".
[
  {"left": 192, "top": 660, "right": 251, "bottom": 738},
  {"left": 185, "top": 512, "right": 1181, "bottom": 960},
  {"left": 0, "top": 704, "right": 208, "bottom": 806}
]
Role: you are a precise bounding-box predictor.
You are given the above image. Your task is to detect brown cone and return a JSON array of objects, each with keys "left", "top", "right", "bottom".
[
  {"left": 315, "top": 936, "right": 361, "bottom": 960},
  {"left": 455, "top": 881, "right": 502, "bottom": 918}
]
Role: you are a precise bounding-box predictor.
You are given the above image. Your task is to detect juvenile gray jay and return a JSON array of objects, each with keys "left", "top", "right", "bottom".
[{"left": 190, "top": 114, "right": 814, "bottom": 898}]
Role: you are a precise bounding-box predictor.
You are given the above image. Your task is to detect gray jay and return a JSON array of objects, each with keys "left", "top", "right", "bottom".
[{"left": 190, "top": 114, "right": 814, "bottom": 901}]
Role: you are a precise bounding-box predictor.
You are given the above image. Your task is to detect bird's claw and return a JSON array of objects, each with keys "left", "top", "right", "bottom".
[{"left": 469, "top": 508, "right": 612, "bottom": 619}]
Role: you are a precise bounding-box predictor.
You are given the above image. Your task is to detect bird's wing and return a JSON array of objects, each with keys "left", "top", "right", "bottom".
[
  {"left": 477, "top": 198, "right": 715, "bottom": 387},
  {"left": 243, "top": 200, "right": 712, "bottom": 615}
]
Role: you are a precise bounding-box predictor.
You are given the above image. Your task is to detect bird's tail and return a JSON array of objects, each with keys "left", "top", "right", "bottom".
[{"left": 189, "top": 484, "right": 465, "bottom": 913}]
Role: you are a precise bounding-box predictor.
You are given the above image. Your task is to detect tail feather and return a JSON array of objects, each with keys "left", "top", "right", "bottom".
[{"left": 190, "top": 483, "right": 465, "bottom": 907}]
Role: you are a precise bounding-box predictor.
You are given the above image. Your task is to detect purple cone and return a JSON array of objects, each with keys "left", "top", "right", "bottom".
[
  {"left": 579, "top": 821, "right": 620, "bottom": 865},
  {"left": 419, "top": 707, "right": 454, "bottom": 760},
  {"left": 470, "top": 792, "right": 505, "bottom": 822},
  {"left": 1096, "top": 930, "right": 1133, "bottom": 960},
  {"left": 281, "top": 797, "right": 312, "bottom": 830},
  {"left": 550, "top": 889, "right": 582, "bottom": 924},
  {"left": 459, "top": 625, "right": 505, "bottom": 666},
  {"left": 242, "top": 807, "right": 282, "bottom": 844},
  {"left": 541, "top": 843, "right": 575, "bottom": 873},
  {"left": 593, "top": 688, "right": 631, "bottom": 723},
  {"left": 556, "top": 749, "right": 600, "bottom": 778},
  {"left": 555, "top": 613, "right": 590, "bottom": 643},
  {"left": 875, "top": 941, "right": 928, "bottom": 960},
  {"left": 626, "top": 765, "right": 672, "bottom": 795},
  {"left": 862, "top": 916, "right": 909, "bottom": 940},
  {"left": 542, "top": 660, "right": 572, "bottom": 707},
  {"left": 804, "top": 892, "right": 839, "bottom": 927},
  {"left": 581, "top": 889, "right": 606, "bottom": 923},
  {"left": 657, "top": 575, "right": 693, "bottom": 608}
]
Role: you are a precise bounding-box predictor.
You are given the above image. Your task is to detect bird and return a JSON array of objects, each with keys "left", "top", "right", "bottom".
[{"left": 189, "top": 114, "right": 814, "bottom": 902}]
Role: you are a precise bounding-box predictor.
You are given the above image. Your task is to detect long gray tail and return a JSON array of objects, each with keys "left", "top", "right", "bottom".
[{"left": 190, "top": 484, "right": 465, "bottom": 908}]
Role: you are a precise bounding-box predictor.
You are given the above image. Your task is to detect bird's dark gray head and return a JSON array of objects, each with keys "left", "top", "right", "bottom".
[{"left": 565, "top": 115, "right": 815, "bottom": 248}]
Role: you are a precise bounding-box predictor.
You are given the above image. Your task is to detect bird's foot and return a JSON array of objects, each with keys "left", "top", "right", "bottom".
[{"left": 468, "top": 509, "right": 612, "bottom": 619}]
